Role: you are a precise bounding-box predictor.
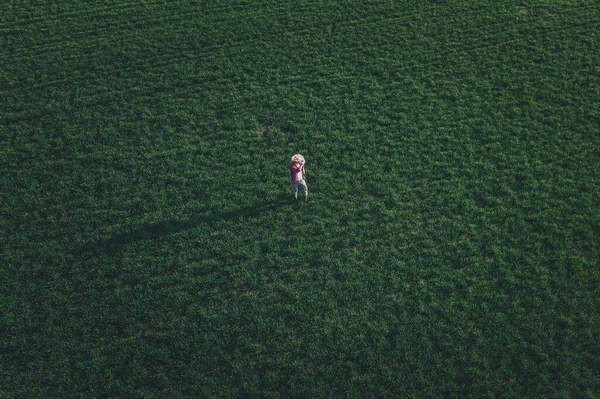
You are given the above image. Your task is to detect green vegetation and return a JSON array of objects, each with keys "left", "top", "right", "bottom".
[{"left": 2, "top": 0, "right": 599, "bottom": 397}]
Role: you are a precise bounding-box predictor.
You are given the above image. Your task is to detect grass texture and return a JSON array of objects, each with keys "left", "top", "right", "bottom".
[{"left": 1, "top": 0, "right": 599, "bottom": 397}]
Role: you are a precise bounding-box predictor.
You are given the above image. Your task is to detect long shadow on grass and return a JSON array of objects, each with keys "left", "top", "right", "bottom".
[{"left": 76, "top": 194, "right": 291, "bottom": 255}]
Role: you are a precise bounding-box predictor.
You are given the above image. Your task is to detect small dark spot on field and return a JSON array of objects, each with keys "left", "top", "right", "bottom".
[{"left": 260, "top": 125, "right": 272, "bottom": 137}]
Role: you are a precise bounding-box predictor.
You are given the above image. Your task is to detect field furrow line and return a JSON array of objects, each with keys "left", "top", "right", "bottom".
[
  {"left": 2, "top": 32, "right": 588, "bottom": 125},
  {"left": 371, "top": 5, "right": 598, "bottom": 54},
  {"left": 334, "top": 3, "right": 600, "bottom": 51},
  {"left": 0, "top": 4, "right": 596, "bottom": 103},
  {"left": 0, "top": 2, "right": 581, "bottom": 73},
  {"left": 0, "top": 0, "right": 270, "bottom": 30},
  {"left": 0, "top": 2, "right": 334, "bottom": 54},
  {"left": 0, "top": 4, "right": 283, "bottom": 38},
  {"left": 0, "top": 0, "right": 314, "bottom": 35},
  {"left": 444, "top": 24, "right": 600, "bottom": 67},
  {"left": 0, "top": 45, "right": 587, "bottom": 120},
  {"left": 33, "top": 19, "right": 599, "bottom": 95},
  {"left": 0, "top": 1, "right": 507, "bottom": 58},
  {"left": 0, "top": 0, "right": 330, "bottom": 55},
  {"left": 3, "top": 10, "right": 206, "bottom": 54},
  {"left": 2, "top": 1, "right": 596, "bottom": 57},
  {"left": 4, "top": 1, "right": 596, "bottom": 65},
  {"left": 444, "top": 19, "right": 600, "bottom": 55},
  {"left": 0, "top": 1, "right": 150, "bottom": 30}
]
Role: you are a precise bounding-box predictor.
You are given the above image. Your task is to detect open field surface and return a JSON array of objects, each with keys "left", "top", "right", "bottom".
[{"left": 2, "top": 0, "right": 600, "bottom": 397}]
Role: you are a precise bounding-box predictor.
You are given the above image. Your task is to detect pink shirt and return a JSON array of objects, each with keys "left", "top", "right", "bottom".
[{"left": 290, "top": 162, "right": 304, "bottom": 183}]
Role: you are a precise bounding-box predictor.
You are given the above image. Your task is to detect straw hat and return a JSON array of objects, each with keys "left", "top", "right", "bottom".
[{"left": 291, "top": 154, "right": 305, "bottom": 164}]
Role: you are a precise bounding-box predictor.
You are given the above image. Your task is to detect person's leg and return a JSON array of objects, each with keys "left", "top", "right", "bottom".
[
  {"left": 291, "top": 181, "right": 298, "bottom": 199},
  {"left": 299, "top": 180, "right": 308, "bottom": 200}
]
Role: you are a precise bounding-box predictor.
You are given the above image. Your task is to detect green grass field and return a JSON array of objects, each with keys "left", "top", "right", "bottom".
[{"left": 2, "top": 0, "right": 599, "bottom": 397}]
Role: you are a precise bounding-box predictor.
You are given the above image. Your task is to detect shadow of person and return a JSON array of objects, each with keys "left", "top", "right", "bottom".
[{"left": 76, "top": 193, "right": 290, "bottom": 256}]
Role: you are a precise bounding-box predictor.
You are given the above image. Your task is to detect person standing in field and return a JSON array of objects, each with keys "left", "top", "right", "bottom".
[{"left": 290, "top": 154, "right": 308, "bottom": 201}]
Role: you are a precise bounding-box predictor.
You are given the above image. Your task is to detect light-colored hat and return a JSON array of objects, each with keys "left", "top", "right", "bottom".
[{"left": 291, "top": 154, "right": 305, "bottom": 164}]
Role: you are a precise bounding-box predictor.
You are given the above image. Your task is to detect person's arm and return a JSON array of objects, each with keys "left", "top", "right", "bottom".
[{"left": 302, "top": 165, "right": 306, "bottom": 180}]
